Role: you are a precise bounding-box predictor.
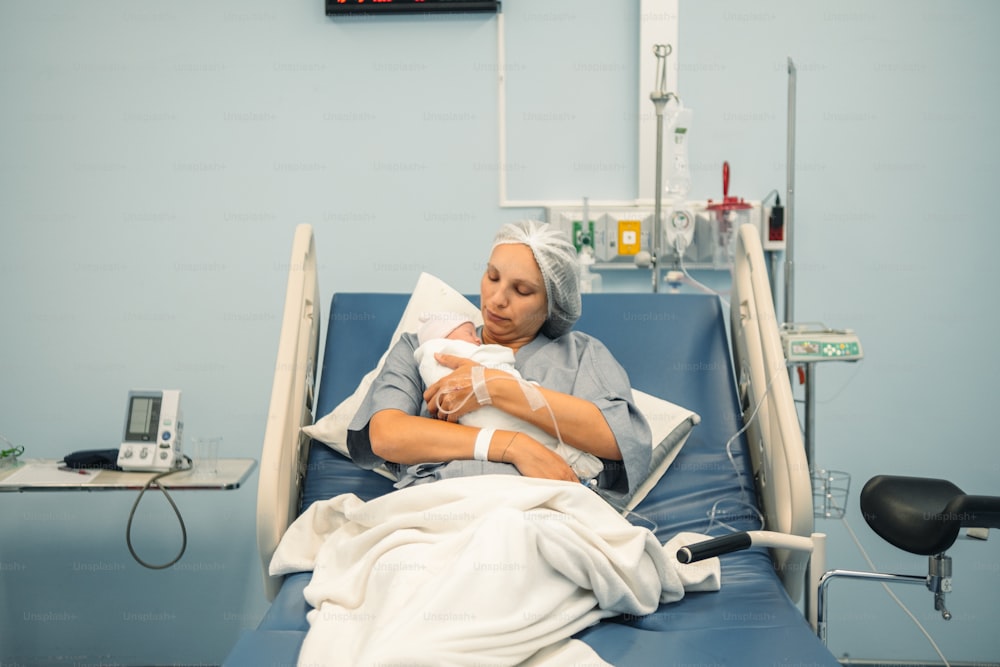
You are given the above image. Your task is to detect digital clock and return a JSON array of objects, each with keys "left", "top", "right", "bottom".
[{"left": 326, "top": 0, "right": 500, "bottom": 15}]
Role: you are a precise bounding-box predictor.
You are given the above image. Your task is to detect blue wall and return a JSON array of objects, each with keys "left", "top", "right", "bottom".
[
  {"left": 1, "top": 0, "right": 997, "bottom": 664},
  {"left": 679, "top": 2, "right": 1000, "bottom": 663}
]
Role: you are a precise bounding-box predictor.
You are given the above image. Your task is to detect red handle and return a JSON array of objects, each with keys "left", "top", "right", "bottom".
[{"left": 722, "top": 161, "right": 730, "bottom": 198}]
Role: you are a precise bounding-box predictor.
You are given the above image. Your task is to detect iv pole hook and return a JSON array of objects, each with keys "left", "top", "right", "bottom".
[{"left": 653, "top": 44, "right": 672, "bottom": 99}]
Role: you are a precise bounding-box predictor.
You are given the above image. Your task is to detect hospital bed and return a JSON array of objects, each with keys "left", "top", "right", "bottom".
[{"left": 222, "top": 223, "right": 839, "bottom": 666}]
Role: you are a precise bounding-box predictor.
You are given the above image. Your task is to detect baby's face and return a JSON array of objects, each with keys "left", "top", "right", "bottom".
[{"left": 447, "top": 322, "right": 481, "bottom": 345}]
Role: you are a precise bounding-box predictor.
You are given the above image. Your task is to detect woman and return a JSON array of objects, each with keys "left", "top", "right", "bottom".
[{"left": 347, "top": 220, "right": 651, "bottom": 500}]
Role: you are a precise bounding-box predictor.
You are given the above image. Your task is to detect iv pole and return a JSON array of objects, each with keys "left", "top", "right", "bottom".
[
  {"left": 646, "top": 44, "right": 677, "bottom": 293},
  {"left": 784, "top": 57, "right": 796, "bottom": 329},
  {"left": 784, "top": 58, "right": 816, "bottom": 474},
  {"left": 784, "top": 54, "right": 823, "bottom": 627},
  {"left": 784, "top": 58, "right": 815, "bottom": 468}
]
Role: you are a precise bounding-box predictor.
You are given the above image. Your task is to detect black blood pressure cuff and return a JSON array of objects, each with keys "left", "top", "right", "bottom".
[{"left": 62, "top": 449, "right": 122, "bottom": 471}]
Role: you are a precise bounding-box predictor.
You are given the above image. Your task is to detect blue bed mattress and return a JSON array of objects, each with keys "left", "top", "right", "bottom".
[{"left": 224, "top": 292, "right": 838, "bottom": 666}]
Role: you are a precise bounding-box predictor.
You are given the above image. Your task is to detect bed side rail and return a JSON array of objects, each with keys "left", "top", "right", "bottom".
[
  {"left": 256, "top": 224, "right": 321, "bottom": 601},
  {"left": 730, "top": 223, "right": 814, "bottom": 603}
]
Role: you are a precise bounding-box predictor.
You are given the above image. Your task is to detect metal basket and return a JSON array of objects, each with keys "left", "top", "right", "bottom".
[{"left": 812, "top": 468, "right": 851, "bottom": 519}]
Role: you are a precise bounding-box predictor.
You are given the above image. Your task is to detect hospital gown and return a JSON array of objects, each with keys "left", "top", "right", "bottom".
[
  {"left": 414, "top": 337, "right": 605, "bottom": 482},
  {"left": 347, "top": 329, "right": 652, "bottom": 503}
]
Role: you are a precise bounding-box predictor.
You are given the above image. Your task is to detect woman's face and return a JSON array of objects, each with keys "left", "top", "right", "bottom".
[{"left": 480, "top": 243, "right": 548, "bottom": 350}]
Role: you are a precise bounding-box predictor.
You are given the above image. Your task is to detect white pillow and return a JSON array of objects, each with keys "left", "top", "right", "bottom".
[
  {"left": 302, "top": 272, "right": 700, "bottom": 505},
  {"left": 302, "top": 273, "right": 481, "bottom": 480},
  {"left": 627, "top": 388, "right": 700, "bottom": 510}
]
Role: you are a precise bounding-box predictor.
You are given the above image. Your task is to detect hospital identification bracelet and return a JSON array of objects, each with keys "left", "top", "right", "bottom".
[{"left": 473, "top": 427, "right": 495, "bottom": 461}]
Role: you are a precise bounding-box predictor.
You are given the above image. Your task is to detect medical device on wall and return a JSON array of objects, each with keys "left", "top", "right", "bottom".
[
  {"left": 118, "top": 389, "right": 185, "bottom": 472},
  {"left": 578, "top": 240, "right": 602, "bottom": 293},
  {"left": 558, "top": 205, "right": 705, "bottom": 260},
  {"left": 703, "top": 161, "right": 753, "bottom": 268},
  {"left": 665, "top": 208, "right": 696, "bottom": 259},
  {"left": 548, "top": 202, "right": 761, "bottom": 275},
  {"left": 781, "top": 324, "right": 864, "bottom": 363},
  {"left": 547, "top": 44, "right": 782, "bottom": 289},
  {"left": 574, "top": 197, "right": 603, "bottom": 293}
]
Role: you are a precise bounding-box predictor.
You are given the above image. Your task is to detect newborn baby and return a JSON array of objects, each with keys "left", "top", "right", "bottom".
[{"left": 414, "top": 311, "right": 604, "bottom": 482}]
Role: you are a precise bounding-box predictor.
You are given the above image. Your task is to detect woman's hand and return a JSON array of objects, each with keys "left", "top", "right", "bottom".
[
  {"left": 423, "top": 353, "right": 482, "bottom": 422},
  {"left": 503, "top": 433, "right": 579, "bottom": 483}
]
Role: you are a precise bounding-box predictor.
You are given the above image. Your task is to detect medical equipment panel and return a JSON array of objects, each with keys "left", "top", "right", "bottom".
[
  {"left": 118, "top": 389, "right": 185, "bottom": 472},
  {"left": 547, "top": 201, "right": 770, "bottom": 269},
  {"left": 781, "top": 326, "right": 864, "bottom": 363}
]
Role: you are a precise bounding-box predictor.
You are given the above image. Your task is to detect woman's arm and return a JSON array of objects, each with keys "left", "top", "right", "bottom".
[
  {"left": 423, "top": 355, "right": 622, "bottom": 461},
  {"left": 369, "top": 408, "right": 578, "bottom": 482},
  {"left": 349, "top": 334, "right": 578, "bottom": 482}
]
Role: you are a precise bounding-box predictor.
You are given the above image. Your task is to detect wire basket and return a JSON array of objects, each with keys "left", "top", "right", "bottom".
[{"left": 812, "top": 468, "right": 851, "bottom": 519}]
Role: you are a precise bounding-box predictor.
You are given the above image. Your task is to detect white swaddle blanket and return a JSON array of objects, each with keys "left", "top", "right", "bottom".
[
  {"left": 415, "top": 338, "right": 605, "bottom": 480},
  {"left": 270, "top": 475, "right": 721, "bottom": 667}
]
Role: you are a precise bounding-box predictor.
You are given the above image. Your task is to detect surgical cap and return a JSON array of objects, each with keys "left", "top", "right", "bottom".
[{"left": 491, "top": 220, "right": 581, "bottom": 339}]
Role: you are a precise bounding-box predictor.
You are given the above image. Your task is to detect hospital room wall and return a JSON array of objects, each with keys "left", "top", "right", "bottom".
[
  {"left": 0, "top": 0, "right": 997, "bottom": 665},
  {"left": 677, "top": 3, "right": 1000, "bottom": 663},
  {"left": 4, "top": 3, "right": 641, "bottom": 665},
  {"left": 680, "top": 2, "right": 1000, "bottom": 663}
]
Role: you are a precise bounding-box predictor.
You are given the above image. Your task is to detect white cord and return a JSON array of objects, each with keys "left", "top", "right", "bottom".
[
  {"left": 674, "top": 237, "right": 732, "bottom": 309},
  {"left": 672, "top": 233, "right": 755, "bottom": 532},
  {"left": 703, "top": 364, "right": 782, "bottom": 535},
  {"left": 839, "top": 516, "right": 951, "bottom": 667},
  {"left": 814, "top": 362, "right": 863, "bottom": 406},
  {"left": 434, "top": 374, "right": 566, "bottom": 451}
]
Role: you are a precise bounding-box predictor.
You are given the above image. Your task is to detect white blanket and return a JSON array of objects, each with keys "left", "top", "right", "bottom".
[{"left": 270, "top": 475, "right": 721, "bottom": 667}]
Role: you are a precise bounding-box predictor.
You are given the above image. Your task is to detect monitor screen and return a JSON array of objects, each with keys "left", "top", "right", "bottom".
[{"left": 124, "top": 395, "right": 161, "bottom": 442}]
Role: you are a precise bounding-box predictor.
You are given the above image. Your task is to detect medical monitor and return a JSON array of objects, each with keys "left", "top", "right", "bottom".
[{"left": 118, "top": 389, "right": 184, "bottom": 472}]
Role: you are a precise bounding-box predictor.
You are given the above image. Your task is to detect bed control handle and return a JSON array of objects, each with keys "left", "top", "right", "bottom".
[{"left": 677, "top": 532, "right": 752, "bottom": 563}]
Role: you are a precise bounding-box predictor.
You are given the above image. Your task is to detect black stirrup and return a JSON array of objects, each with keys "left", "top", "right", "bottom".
[{"left": 860, "top": 475, "right": 1000, "bottom": 555}]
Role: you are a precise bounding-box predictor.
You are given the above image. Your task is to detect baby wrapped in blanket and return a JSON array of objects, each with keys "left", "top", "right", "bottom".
[{"left": 414, "top": 311, "right": 604, "bottom": 481}]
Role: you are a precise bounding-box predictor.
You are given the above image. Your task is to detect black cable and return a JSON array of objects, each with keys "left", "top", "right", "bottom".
[{"left": 125, "top": 457, "right": 191, "bottom": 570}]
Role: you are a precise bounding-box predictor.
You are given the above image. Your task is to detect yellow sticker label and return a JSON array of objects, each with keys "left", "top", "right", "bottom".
[{"left": 618, "top": 220, "right": 642, "bottom": 255}]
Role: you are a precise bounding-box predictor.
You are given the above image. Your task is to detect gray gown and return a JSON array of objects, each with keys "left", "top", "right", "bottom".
[{"left": 347, "top": 328, "right": 652, "bottom": 504}]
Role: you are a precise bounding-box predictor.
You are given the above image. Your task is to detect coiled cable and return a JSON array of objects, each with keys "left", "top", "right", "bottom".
[{"left": 125, "top": 457, "right": 191, "bottom": 570}]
